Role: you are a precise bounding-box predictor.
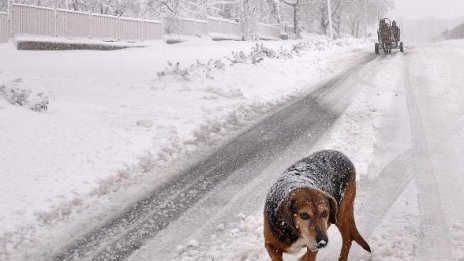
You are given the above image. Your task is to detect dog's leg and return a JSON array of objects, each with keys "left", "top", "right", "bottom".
[
  {"left": 337, "top": 208, "right": 354, "bottom": 261},
  {"left": 336, "top": 177, "right": 356, "bottom": 261},
  {"left": 339, "top": 231, "right": 353, "bottom": 261},
  {"left": 299, "top": 249, "right": 318, "bottom": 261},
  {"left": 350, "top": 219, "right": 371, "bottom": 253},
  {"left": 337, "top": 176, "right": 372, "bottom": 260},
  {"left": 347, "top": 177, "right": 371, "bottom": 254},
  {"left": 265, "top": 244, "right": 283, "bottom": 261}
]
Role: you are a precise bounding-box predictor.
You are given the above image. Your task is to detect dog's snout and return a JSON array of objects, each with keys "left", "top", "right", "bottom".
[{"left": 316, "top": 233, "right": 328, "bottom": 248}]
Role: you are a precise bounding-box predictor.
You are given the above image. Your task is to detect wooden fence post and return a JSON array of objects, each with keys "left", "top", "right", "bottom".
[
  {"left": 88, "top": 11, "right": 92, "bottom": 39},
  {"left": 7, "top": 0, "right": 13, "bottom": 38},
  {"left": 53, "top": 6, "right": 57, "bottom": 37},
  {"left": 118, "top": 15, "right": 121, "bottom": 41},
  {"left": 142, "top": 19, "right": 145, "bottom": 41}
]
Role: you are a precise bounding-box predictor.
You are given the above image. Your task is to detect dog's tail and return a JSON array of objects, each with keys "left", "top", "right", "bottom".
[{"left": 351, "top": 221, "right": 371, "bottom": 253}]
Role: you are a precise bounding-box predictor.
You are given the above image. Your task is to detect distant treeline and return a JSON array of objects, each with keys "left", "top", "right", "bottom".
[{"left": 442, "top": 23, "right": 464, "bottom": 40}]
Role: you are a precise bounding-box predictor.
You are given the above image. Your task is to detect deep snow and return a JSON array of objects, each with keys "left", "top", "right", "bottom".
[
  {"left": 2, "top": 35, "right": 463, "bottom": 261},
  {"left": 0, "top": 35, "right": 372, "bottom": 260}
]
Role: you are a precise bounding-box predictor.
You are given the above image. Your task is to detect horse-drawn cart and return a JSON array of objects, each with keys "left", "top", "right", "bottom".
[{"left": 375, "top": 18, "right": 404, "bottom": 54}]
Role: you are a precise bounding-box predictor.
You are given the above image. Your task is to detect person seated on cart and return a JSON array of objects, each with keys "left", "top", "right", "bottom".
[
  {"left": 392, "top": 21, "right": 400, "bottom": 44},
  {"left": 378, "top": 19, "right": 392, "bottom": 43}
]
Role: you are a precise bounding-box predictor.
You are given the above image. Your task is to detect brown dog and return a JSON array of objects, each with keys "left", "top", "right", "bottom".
[{"left": 263, "top": 150, "right": 371, "bottom": 261}]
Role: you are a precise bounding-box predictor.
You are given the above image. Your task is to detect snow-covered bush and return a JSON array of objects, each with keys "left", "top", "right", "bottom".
[
  {"left": 29, "top": 93, "right": 50, "bottom": 112},
  {"left": 196, "top": 59, "right": 226, "bottom": 78},
  {"left": 291, "top": 41, "right": 308, "bottom": 54},
  {"left": 277, "top": 46, "right": 293, "bottom": 59},
  {"left": 0, "top": 80, "right": 49, "bottom": 112},
  {"left": 249, "top": 43, "right": 277, "bottom": 64},
  {"left": 257, "top": 43, "right": 277, "bottom": 58},
  {"left": 249, "top": 49, "right": 264, "bottom": 64},
  {"left": 157, "top": 41, "right": 319, "bottom": 82},
  {"left": 0, "top": 84, "right": 31, "bottom": 106},
  {"left": 213, "top": 59, "right": 225, "bottom": 70},
  {"left": 157, "top": 61, "right": 192, "bottom": 80},
  {"left": 228, "top": 51, "right": 248, "bottom": 65},
  {"left": 157, "top": 59, "right": 226, "bottom": 81}
]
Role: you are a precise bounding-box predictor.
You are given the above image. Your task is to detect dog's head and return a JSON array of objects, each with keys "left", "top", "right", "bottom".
[{"left": 276, "top": 187, "right": 338, "bottom": 252}]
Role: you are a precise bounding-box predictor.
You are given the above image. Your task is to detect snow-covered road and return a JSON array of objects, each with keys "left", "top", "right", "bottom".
[
  {"left": 0, "top": 35, "right": 374, "bottom": 261},
  {"left": 402, "top": 43, "right": 464, "bottom": 260},
  {"left": 2, "top": 39, "right": 464, "bottom": 261},
  {"left": 129, "top": 42, "right": 464, "bottom": 261},
  {"left": 53, "top": 53, "right": 377, "bottom": 261}
]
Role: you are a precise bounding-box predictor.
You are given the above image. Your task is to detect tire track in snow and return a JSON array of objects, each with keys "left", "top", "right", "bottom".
[
  {"left": 340, "top": 54, "right": 417, "bottom": 260},
  {"left": 133, "top": 54, "right": 416, "bottom": 261},
  {"left": 410, "top": 47, "right": 464, "bottom": 259},
  {"left": 402, "top": 52, "right": 453, "bottom": 260},
  {"left": 52, "top": 55, "right": 377, "bottom": 261},
  {"left": 356, "top": 149, "right": 414, "bottom": 236}
]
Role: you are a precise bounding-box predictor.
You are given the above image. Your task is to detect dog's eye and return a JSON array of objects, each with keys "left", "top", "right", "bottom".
[
  {"left": 299, "top": 213, "right": 310, "bottom": 220},
  {"left": 321, "top": 210, "right": 329, "bottom": 218}
]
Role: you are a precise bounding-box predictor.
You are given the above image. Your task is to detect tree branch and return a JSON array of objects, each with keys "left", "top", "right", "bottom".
[
  {"left": 161, "top": 0, "right": 175, "bottom": 13},
  {"left": 280, "top": 0, "right": 297, "bottom": 6}
]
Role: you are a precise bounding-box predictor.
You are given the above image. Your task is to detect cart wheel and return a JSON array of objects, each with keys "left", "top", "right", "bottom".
[
  {"left": 375, "top": 43, "right": 380, "bottom": 55},
  {"left": 400, "top": 42, "right": 404, "bottom": 52}
]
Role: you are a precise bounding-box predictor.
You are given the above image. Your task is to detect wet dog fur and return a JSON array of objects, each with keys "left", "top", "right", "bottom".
[{"left": 263, "top": 150, "right": 371, "bottom": 261}]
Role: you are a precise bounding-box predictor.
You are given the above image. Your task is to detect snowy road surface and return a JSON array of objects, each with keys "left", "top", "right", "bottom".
[
  {"left": 2, "top": 39, "right": 464, "bottom": 261},
  {"left": 54, "top": 41, "right": 464, "bottom": 261},
  {"left": 132, "top": 42, "right": 464, "bottom": 261},
  {"left": 52, "top": 54, "right": 376, "bottom": 261},
  {"left": 1, "top": 36, "right": 374, "bottom": 260}
]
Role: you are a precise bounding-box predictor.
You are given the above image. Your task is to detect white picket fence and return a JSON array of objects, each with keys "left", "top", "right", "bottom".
[
  {"left": 207, "top": 16, "right": 242, "bottom": 40},
  {"left": 258, "top": 23, "right": 280, "bottom": 40},
  {"left": 10, "top": 3, "right": 163, "bottom": 41},
  {"left": 0, "top": 12, "right": 7, "bottom": 42},
  {"left": 0, "top": 3, "right": 282, "bottom": 43},
  {"left": 171, "top": 17, "right": 208, "bottom": 36}
]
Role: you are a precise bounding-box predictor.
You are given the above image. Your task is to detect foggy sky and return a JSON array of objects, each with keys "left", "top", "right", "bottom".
[{"left": 392, "top": 0, "right": 464, "bottom": 20}]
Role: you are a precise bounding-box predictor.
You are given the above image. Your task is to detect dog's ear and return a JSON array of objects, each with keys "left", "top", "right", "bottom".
[
  {"left": 327, "top": 194, "right": 338, "bottom": 224},
  {"left": 275, "top": 195, "right": 296, "bottom": 229}
]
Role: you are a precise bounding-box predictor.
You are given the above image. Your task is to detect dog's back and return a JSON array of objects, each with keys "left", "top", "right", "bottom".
[{"left": 265, "top": 150, "right": 355, "bottom": 225}]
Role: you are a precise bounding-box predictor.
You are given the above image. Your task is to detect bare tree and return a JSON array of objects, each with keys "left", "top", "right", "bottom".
[
  {"left": 309, "top": 0, "right": 393, "bottom": 37},
  {"left": 344, "top": 0, "right": 363, "bottom": 36},
  {"left": 280, "top": 0, "right": 300, "bottom": 38},
  {"left": 0, "top": 0, "right": 7, "bottom": 12}
]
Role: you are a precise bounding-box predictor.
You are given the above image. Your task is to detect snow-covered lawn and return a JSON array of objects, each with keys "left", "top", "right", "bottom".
[{"left": 0, "top": 35, "right": 372, "bottom": 259}]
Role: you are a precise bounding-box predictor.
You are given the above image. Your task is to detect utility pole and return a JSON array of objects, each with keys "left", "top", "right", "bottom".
[
  {"left": 281, "top": 0, "right": 300, "bottom": 39},
  {"left": 364, "top": 0, "right": 368, "bottom": 37},
  {"left": 327, "top": 0, "right": 333, "bottom": 39}
]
